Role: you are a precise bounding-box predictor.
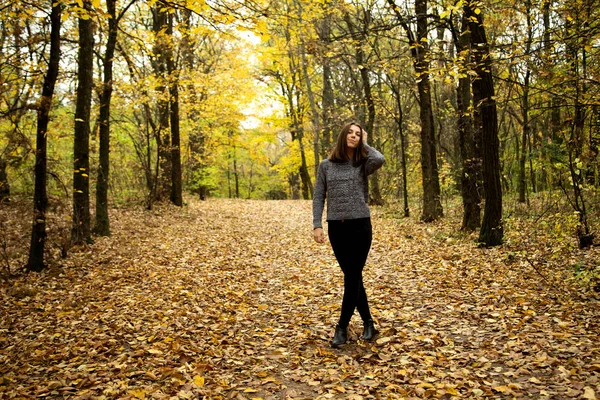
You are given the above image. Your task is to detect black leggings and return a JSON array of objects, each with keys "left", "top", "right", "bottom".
[{"left": 328, "top": 217, "right": 373, "bottom": 329}]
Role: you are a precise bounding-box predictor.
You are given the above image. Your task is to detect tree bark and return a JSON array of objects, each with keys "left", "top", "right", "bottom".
[
  {"left": 0, "top": 158, "right": 9, "bottom": 203},
  {"left": 151, "top": 6, "right": 171, "bottom": 202},
  {"left": 319, "top": 11, "right": 334, "bottom": 159},
  {"left": 94, "top": 0, "right": 117, "bottom": 236},
  {"left": 415, "top": 0, "right": 443, "bottom": 221},
  {"left": 453, "top": 9, "right": 480, "bottom": 231},
  {"left": 565, "top": 15, "right": 592, "bottom": 247},
  {"left": 166, "top": 13, "right": 182, "bottom": 206},
  {"left": 467, "top": 4, "right": 503, "bottom": 246},
  {"left": 181, "top": 9, "right": 208, "bottom": 200},
  {"left": 71, "top": 0, "right": 94, "bottom": 246},
  {"left": 518, "top": 0, "right": 533, "bottom": 203},
  {"left": 27, "top": 1, "right": 61, "bottom": 271},
  {"left": 388, "top": 0, "right": 443, "bottom": 220},
  {"left": 293, "top": 0, "right": 320, "bottom": 178},
  {"left": 390, "top": 80, "right": 410, "bottom": 217},
  {"left": 344, "top": 12, "right": 384, "bottom": 205}
]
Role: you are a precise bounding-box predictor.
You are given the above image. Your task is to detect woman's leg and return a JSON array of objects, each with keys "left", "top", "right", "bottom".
[
  {"left": 328, "top": 219, "right": 373, "bottom": 329},
  {"left": 356, "top": 281, "right": 372, "bottom": 322}
]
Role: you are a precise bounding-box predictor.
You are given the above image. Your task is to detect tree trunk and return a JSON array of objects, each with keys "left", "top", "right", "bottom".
[
  {"left": 518, "top": 71, "right": 530, "bottom": 203},
  {"left": 27, "top": 1, "right": 61, "bottom": 271},
  {"left": 71, "top": 0, "right": 94, "bottom": 246},
  {"left": 233, "top": 149, "right": 239, "bottom": 198},
  {"left": 415, "top": 0, "right": 443, "bottom": 221},
  {"left": 518, "top": 1, "right": 533, "bottom": 203},
  {"left": 0, "top": 158, "right": 9, "bottom": 203},
  {"left": 280, "top": 20, "right": 313, "bottom": 200},
  {"left": 320, "top": 12, "right": 334, "bottom": 159},
  {"left": 565, "top": 15, "right": 592, "bottom": 248},
  {"left": 166, "top": 13, "right": 182, "bottom": 206},
  {"left": 282, "top": 72, "right": 312, "bottom": 199},
  {"left": 296, "top": 124, "right": 313, "bottom": 199},
  {"left": 181, "top": 9, "right": 208, "bottom": 200},
  {"left": 390, "top": 79, "right": 410, "bottom": 217},
  {"left": 454, "top": 9, "right": 480, "bottom": 231},
  {"left": 94, "top": 0, "right": 117, "bottom": 236},
  {"left": 289, "top": 173, "right": 300, "bottom": 200},
  {"left": 344, "top": 12, "right": 384, "bottom": 205},
  {"left": 151, "top": 6, "right": 171, "bottom": 202},
  {"left": 467, "top": 5, "right": 503, "bottom": 247},
  {"left": 293, "top": 0, "right": 320, "bottom": 178}
]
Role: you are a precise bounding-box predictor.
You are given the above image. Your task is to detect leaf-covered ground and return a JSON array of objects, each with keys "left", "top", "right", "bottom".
[{"left": 1, "top": 199, "right": 599, "bottom": 399}]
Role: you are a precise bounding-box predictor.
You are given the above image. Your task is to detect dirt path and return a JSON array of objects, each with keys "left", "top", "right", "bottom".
[{"left": 1, "top": 199, "right": 599, "bottom": 399}]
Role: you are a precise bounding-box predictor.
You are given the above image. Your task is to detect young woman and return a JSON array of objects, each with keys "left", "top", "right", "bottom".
[{"left": 312, "top": 122, "right": 385, "bottom": 347}]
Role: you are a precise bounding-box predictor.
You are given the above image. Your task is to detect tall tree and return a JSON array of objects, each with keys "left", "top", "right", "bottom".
[
  {"left": 450, "top": 8, "right": 481, "bottom": 231},
  {"left": 344, "top": 10, "right": 384, "bottom": 205},
  {"left": 94, "top": 0, "right": 136, "bottom": 235},
  {"left": 388, "top": 77, "right": 410, "bottom": 217},
  {"left": 293, "top": 0, "right": 320, "bottom": 178},
  {"left": 319, "top": 7, "right": 334, "bottom": 159},
  {"left": 27, "top": 0, "right": 62, "bottom": 271},
  {"left": 388, "top": 0, "right": 443, "bottom": 221},
  {"left": 467, "top": 2, "right": 503, "bottom": 246},
  {"left": 0, "top": 158, "right": 8, "bottom": 203},
  {"left": 562, "top": 2, "right": 594, "bottom": 247},
  {"left": 517, "top": 0, "right": 534, "bottom": 203},
  {"left": 94, "top": 0, "right": 116, "bottom": 235},
  {"left": 166, "top": 12, "right": 183, "bottom": 206},
  {"left": 71, "top": 0, "right": 94, "bottom": 246},
  {"left": 151, "top": 5, "right": 172, "bottom": 202},
  {"left": 181, "top": 9, "right": 208, "bottom": 200}
]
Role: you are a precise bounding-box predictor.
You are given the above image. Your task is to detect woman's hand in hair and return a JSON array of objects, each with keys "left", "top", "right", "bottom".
[
  {"left": 362, "top": 128, "right": 368, "bottom": 145},
  {"left": 313, "top": 227, "right": 325, "bottom": 243}
]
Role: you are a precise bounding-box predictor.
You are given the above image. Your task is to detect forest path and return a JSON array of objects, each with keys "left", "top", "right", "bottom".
[{"left": 1, "top": 199, "right": 599, "bottom": 399}]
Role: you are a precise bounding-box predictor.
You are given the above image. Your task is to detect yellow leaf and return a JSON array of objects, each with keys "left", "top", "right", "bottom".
[
  {"left": 193, "top": 375, "right": 205, "bottom": 387},
  {"left": 244, "top": 388, "right": 258, "bottom": 393},
  {"left": 128, "top": 389, "right": 146, "bottom": 400},
  {"left": 445, "top": 387, "right": 459, "bottom": 395},
  {"left": 92, "top": 0, "right": 100, "bottom": 8},
  {"left": 147, "top": 348, "right": 162, "bottom": 355},
  {"left": 474, "top": 8, "right": 481, "bottom": 14},
  {"left": 583, "top": 387, "right": 596, "bottom": 399},
  {"left": 492, "top": 386, "right": 510, "bottom": 393}
]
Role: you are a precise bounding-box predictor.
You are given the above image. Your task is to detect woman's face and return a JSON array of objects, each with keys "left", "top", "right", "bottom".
[{"left": 346, "top": 125, "right": 362, "bottom": 149}]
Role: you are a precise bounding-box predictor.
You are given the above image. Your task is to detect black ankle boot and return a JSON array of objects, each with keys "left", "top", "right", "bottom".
[
  {"left": 331, "top": 325, "right": 347, "bottom": 347},
  {"left": 361, "top": 319, "right": 378, "bottom": 341}
]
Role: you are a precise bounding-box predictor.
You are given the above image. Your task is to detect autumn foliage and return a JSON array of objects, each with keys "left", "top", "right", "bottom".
[{"left": 1, "top": 200, "right": 599, "bottom": 398}]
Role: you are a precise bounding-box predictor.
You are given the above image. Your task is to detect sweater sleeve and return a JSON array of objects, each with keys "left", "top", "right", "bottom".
[
  {"left": 312, "top": 161, "right": 327, "bottom": 229},
  {"left": 364, "top": 144, "right": 385, "bottom": 176}
]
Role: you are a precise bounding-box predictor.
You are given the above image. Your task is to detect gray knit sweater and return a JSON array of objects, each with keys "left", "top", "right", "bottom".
[{"left": 313, "top": 145, "right": 385, "bottom": 229}]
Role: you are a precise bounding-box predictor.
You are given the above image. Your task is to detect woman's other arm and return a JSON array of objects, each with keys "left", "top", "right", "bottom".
[
  {"left": 361, "top": 129, "right": 385, "bottom": 175},
  {"left": 312, "top": 161, "right": 327, "bottom": 230},
  {"left": 364, "top": 144, "right": 385, "bottom": 176}
]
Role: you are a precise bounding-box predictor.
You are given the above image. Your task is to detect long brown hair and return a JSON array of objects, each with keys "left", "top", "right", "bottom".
[{"left": 328, "top": 122, "right": 368, "bottom": 163}]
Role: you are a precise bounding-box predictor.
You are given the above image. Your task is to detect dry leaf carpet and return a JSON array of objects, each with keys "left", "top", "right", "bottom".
[{"left": 1, "top": 199, "right": 599, "bottom": 399}]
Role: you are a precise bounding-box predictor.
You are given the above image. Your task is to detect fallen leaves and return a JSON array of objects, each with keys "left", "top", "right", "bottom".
[{"left": 0, "top": 199, "right": 599, "bottom": 399}]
